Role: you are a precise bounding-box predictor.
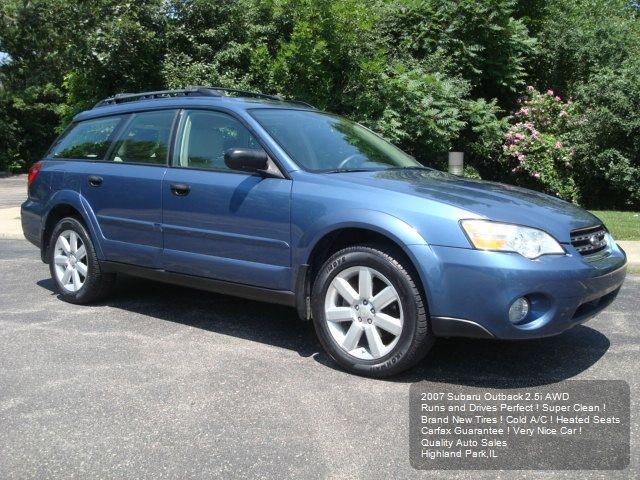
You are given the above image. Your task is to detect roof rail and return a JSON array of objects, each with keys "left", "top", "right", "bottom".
[
  {"left": 208, "top": 87, "right": 316, "bottom": 108},
  {"left": 93, "top": 86, "right": 315, "bottom": 109},
  {"left": 210, "top": 87, "right": 283, "bottom": 102},
  {"left": 93, "top": 86, "right": 220, "bottom": 108},
  {"left": 214, "top": 89, "right": 316, "bottom": 108},
  {"left": 285, "top": 99, "right": 316, "bottom": 109}
]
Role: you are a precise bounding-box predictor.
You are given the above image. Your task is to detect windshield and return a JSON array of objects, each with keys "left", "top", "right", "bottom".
[{"left": 250, "top": 109, "right": 423, "bottom": 172}]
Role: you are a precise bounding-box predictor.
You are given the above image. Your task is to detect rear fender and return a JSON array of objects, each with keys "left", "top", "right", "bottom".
[{"left": 43, "top": 190, "right": 106, "bottom": 260}]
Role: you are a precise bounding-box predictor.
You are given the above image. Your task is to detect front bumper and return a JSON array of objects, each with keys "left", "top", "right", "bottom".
[{"left": 409, "top": 242, "right": 627, "bottom": 340}]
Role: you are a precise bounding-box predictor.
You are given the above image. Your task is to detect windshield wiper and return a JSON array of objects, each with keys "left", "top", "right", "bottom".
[
  {"left": 386, "top": 166, "right": 431, "bottom": 171},
  {"left": 322, "top": 168, "right": 382, "bottom": 174}
]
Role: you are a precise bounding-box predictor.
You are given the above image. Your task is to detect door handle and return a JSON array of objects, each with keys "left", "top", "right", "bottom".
[
  {"left": 170, "top": 183, "right": 191, "bottom": 196},
  {"left": 88, "top": 175, "right": 103, "bottom": 186}
]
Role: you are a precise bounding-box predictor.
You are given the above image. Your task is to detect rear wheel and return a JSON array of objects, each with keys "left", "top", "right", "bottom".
[
  {"left": 49, "top": 217, "right": 115, "bottom": 304},
  {"left": 311, "top": 245, "right": 434, "bottom": 377}
]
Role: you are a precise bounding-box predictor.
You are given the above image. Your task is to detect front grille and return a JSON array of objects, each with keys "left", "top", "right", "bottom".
[{"left": 570, "top": 225, "right": 608, "bottom": 256}]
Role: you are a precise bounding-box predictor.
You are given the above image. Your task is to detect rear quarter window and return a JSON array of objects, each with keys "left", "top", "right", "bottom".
[{"left": 51, "top": 116, "right": 123, "bottom": 160}]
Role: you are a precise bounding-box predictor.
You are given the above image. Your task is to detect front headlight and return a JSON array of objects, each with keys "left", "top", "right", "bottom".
[{"left": 460, "top": 220, "right": 565, "bottom": 259}]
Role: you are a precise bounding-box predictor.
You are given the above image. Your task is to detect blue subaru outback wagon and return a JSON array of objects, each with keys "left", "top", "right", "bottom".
[{"left": 21, "top": 87, "right": 627, "bottom": 377}]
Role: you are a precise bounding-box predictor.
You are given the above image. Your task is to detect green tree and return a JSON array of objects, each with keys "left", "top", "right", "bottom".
[
  {"left": 4, "top": 0, "right": 636, "bottom": 211},
  {"left": 0, "top": 93, "right": 22, "bottom": 172},
  {"left": 0, "top": 0, "right": 72, "bottom": 170},
  {"left": 59, "top": 0, "right": 167, "bottom": 124},
  {"left": 533, "top": 0, "right": 640, "bottom": 95},
  {"left": 529, "top": 0, "right": 640, "bottom": 208},
  {"left": 162, "top": 0, "right": 266, "bottom": 90},
  {"left": 0, "top": 0, "right": 167, "bottom": 170},
  {"left": 569, "top": 58, "right": 640, "bottom": 208},
  {"left": 381, "top": 0, "right": 536, "bottom": 106}
]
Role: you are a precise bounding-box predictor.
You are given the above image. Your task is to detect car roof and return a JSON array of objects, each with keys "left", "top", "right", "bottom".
[{"left": 74, "top": 93, "right": 317, "bottom": 123}]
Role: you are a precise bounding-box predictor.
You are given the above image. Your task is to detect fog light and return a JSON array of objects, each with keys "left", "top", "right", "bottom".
[{"left": 508, "top": 297, "right": 530, "bottom": 324}]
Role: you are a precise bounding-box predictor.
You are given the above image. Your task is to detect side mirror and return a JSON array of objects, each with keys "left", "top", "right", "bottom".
[{"left": 224, "top": 148, "right": 269, "bottom": 174}]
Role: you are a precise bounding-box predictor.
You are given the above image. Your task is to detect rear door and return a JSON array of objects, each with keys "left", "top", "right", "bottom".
[
  {"left": 79, "top": 110, "right": 177, "bottom": 267},
  {"left": 161, "top": 109, "right": 292, "bottom": 290}
]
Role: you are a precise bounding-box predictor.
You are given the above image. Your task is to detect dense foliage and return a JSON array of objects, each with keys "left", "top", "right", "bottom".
[
  {"left": 528, "top": 0, "right": 640, "bottom": 208},
  {"left": 501, "top": 87, "right": 579, "bottom": 202},
  {"left": 0, "top": 0, "right": 638, "bottom": 208}
]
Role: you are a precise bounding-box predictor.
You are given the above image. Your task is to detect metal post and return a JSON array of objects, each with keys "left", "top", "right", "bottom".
[{"left": 448, "top": 151, "right": 464, "bottom": 176}]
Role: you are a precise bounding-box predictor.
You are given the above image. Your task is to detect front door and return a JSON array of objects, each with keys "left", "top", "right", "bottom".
[{"left": 161, "top": 109, "right": 292, "bottom": 290}]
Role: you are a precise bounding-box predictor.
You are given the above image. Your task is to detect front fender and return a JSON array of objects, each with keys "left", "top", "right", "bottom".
[
  {"left": 291, "top": 209, "right": 438, "bottom": 319},
  {"left": 296, "top": 208, "right": 428, "bottom": 265}
]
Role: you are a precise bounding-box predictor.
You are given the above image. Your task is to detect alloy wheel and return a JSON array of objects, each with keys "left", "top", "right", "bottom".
[
  {"left": 324, "top": 266, "right": 404, "bottom": 360},
  {"left": 53, "top": 230, "right": 88, "bottom": 292}
]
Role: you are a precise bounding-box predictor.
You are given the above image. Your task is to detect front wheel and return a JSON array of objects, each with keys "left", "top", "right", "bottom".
[
  {"left": 311, "top": 246, "right": 434, "bottom": 377},
  {"left": 48, "top": 217, "right": 115, "bottom": 304}
]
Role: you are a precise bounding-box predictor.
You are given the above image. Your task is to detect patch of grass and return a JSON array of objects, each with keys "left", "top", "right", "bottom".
[{"left": 590, "top": 211, "right": 640, "bottom": 240}]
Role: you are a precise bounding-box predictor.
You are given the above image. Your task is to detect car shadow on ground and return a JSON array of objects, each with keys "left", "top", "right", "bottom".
[{"left": 37, "top": 275, "right": 610, "bottom": 388}]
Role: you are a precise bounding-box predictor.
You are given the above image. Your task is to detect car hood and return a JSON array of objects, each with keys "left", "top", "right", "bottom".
[{"left": 330, "top": 169, "right": 602, "bottom": 243}]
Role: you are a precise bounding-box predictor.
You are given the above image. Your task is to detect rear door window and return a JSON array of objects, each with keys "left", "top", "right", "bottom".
[
  {"left": 108, "top": 110, "right": 177, "bottom": 165},
  {"left": 51, "top": 116, "right": 123, "bottom": 160}
]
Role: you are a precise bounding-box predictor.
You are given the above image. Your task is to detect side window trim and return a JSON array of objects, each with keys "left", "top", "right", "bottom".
[
  {"left": 46, "top": 123, "right": 75, "bottom": 158},
  {"left": 168, "top": 109, "right": 184, "bottom": 170},
  {"left": 171, "top": 107, "right": 289, "bottom": 178},
  {"left": 102, "top": 113, "right": 133, "bottom": 161}
]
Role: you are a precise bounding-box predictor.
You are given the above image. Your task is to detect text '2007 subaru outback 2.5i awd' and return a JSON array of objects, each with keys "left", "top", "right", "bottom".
[{"left": 21, "top": 87, "right": 627, "bottom": 377}]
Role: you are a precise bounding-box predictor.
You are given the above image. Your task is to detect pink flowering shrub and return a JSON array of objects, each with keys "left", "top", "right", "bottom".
[{"left": 501, "top": 87, "right": 580, "bottom": 202}]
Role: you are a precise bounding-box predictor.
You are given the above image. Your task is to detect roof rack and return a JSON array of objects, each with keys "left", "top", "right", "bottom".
[
  {"left": 93, "top": 86, "right": 315, "bottom": 109},
  {"left": 93, "top": 86, "right": 219, "bottom": 108},
  {"left": 211, "top": 88, "right": 315, "bottom": 108},
  {"left": 282, "top": 99, "right": 316, "bottom": 108},
  {"left": 211, "top": 87, "right": 283, "bottom": 102}
]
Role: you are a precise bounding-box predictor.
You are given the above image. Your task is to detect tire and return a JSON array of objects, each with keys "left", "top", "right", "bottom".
[
  {"left": 48, "top": 216, "right": 115, "bottom": 304},
  {"left": 311, "top": 245, "right": 434, "bottom": 377}
]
